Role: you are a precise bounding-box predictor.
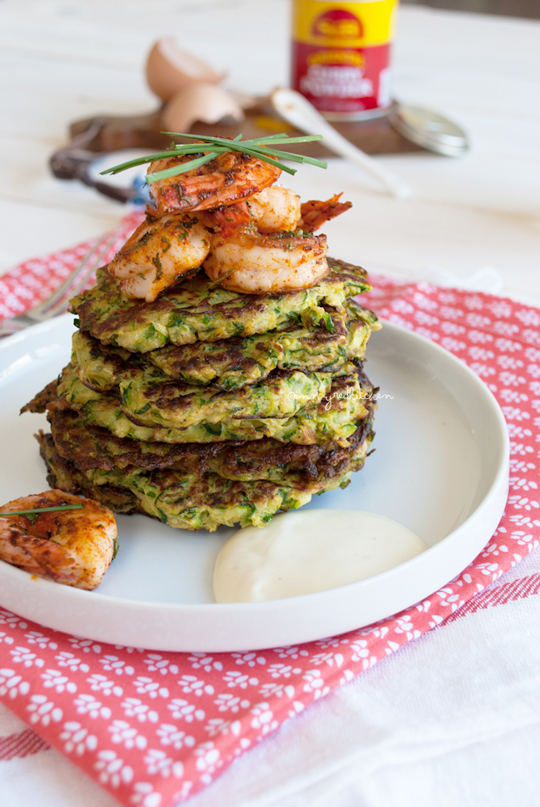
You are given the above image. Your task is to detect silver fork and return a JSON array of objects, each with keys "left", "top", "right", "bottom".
[{"left": 0, "top": 231, "right": 117, "bottom": 338}]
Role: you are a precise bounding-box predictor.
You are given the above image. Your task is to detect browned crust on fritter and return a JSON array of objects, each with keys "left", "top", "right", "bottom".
[
  {"left": 126, "top": 367, "right": 308, "bottom": 422},
  {"left": 326, "top": 257, "right": 368, "bottom": 281},
  {"left": 20, "top": 379, "right": 58, "bottom": 414},
  {"left": 36, "top": 431, "right": 140, "bottom": 514},
  {"left": 73, "top": 258, "right": 367, "bottom": 342},
  {"left": 151, "top": 307, "right": 347, "bottom": 381},
  {"left": 46, "top": 404, "right": 374, "bottom": 489}
]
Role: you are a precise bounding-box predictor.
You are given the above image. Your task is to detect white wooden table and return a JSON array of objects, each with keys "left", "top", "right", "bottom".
[{"left": 1, "top": 3, "right": 540, "bottom": 806}]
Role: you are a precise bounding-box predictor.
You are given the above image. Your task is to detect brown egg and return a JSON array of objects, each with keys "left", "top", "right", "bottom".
[
  {"left": 163, "top": 84, "right": 244, "bottom": 133},
  {"left": 146, "top": 39, "right": 226, "bottom": 102}
]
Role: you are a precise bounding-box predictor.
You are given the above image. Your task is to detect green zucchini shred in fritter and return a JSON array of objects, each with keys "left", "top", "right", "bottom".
[
  {"left": 55, "top": 363, "right": 372, "bottom": 446},
  {"left": 37, "top": 431, "right": 367, "bottom": 532},
  {"left": 45, "top": 405, "right": 374, "bottom": 489},
  {"left": 70, "top": 259, "right": 370, "bottom": 352},
  {"left": 71, "top": 302, "right": 378, "bottom": 392}
]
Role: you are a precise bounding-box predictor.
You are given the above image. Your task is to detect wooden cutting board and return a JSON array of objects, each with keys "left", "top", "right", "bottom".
[
  {"left": 50, "top": 99, "right": 421, "bottom": 202},
  {"left": 68, "top": 99, "right": 421, "bottom": 158}
]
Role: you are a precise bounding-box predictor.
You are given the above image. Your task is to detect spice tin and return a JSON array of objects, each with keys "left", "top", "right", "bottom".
[{"left": 291, "top": 0, "right": 398, "bottom": 120}]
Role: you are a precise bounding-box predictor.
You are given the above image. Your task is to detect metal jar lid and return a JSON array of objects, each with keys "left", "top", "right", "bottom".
[{"left": 389, "top": 104, "right": 469, "bottom": 157}]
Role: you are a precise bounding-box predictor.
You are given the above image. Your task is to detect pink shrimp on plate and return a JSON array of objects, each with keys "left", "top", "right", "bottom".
[{"left": 0, "top": 490, "right": 117, "bottom": 590}]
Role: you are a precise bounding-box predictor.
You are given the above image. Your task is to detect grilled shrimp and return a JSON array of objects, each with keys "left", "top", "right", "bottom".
[
  {"left": 196, "top": 187, "right": 301, "bottom": 239},
  {"left": 0, "top": 490, "right": 117, "bottom": 590},
  {"left": 147, "top": 150, "right": 281, "bottom": 216},
  {"left": 108, "top": 214, "right": 210, "bottom": 302},
  {"left": 247, "top": 186, "right": 302, "bottom": 233},
  {"left": 203, "top": 188, "right": 349, "bottom": 237},
  {"left": 200, "top": 202, "right": 252, "bottom": 238},
  {"left": 203, "top": 229, "right": 328, "bottom": 294}
]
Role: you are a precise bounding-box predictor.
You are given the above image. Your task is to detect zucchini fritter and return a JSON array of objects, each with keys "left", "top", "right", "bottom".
[
  {"left": 37, "top": 429, "right": 372, "bottom": 532},
  {"left": 60, "top": 363, "right": 335, "bottom": 429},
  {"left": 54, "top": 364, "right": 372, "bottom": 446},
  {"left": 46, "top": 405, "right": 375, "bottom": 489},
  {"left": 71, "top": 259, "right": 370, "bottom": 352},
  {"left": 72, "top": 302, "right": 378, "bottom": 392}
]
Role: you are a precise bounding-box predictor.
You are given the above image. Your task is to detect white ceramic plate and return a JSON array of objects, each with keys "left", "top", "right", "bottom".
[{"left": 0, "top": 315, "right": 509, "bottom": 651}]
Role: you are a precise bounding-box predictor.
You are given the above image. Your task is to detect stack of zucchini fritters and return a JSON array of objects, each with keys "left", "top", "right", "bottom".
[{"left": 23, "top": 257, "right": 380, "bottom": 532}]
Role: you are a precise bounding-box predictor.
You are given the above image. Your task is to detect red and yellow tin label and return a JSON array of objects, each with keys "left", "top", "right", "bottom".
[{"left": 291, "top": 0, "right": 398, "bottom": 118}]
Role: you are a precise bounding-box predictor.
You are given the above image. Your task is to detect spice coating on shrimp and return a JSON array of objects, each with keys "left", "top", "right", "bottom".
[
  {"left": 106, "top": 144, "right": 353, "bottom": 298},
  {"left": 108, "top": 214, "right": 210, "bottom": 302},
  {"left": 203, "top": 229, "right": 329, "bottom": 294},
  {"left": 247, "top": 186, "right": 302, "bottom": 233},
  {"left": 147, "top": 150, "right": 282, "bottom": 216},
  {"left": 0, "top": 490, "right": 117, "bottom": 590}
]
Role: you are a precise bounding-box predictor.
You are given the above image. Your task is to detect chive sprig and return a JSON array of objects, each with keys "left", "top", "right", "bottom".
[
  {"left": 100, "top": 132, "right": 327, "bottom": 182},
  {"left": 2, "top": 505, "right": 84, "bottom": 517}
]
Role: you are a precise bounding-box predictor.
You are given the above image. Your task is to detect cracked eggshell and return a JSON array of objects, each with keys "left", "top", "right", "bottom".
[
  {"left": 163, "top": 84, "right": 244, "bottom": 133},
  {"left": 146, "top": 39, "right": 226, "bottom": 103}
]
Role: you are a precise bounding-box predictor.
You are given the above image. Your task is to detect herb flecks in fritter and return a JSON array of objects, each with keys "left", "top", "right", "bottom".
[
  {"left": 70, "top": 259, "right": 370, "bottom": 353},
  {"left": 24, "top": 237, "right": 380, "bottom": 530},
  {"left": 37, "top": 426, "right": 373, "bottom": 532},
  {"left": 72, "top": 303, "right": 375, "bottom": 392}
]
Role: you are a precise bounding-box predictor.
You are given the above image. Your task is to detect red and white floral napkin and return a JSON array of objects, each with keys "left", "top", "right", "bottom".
[{"left": 1, "top": 215, "right": 539, "bottom": 807}]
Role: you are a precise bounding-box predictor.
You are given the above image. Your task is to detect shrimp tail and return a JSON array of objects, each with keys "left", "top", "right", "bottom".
[{"left": 300, "top": 194, "right": 353, "bottom": 233}]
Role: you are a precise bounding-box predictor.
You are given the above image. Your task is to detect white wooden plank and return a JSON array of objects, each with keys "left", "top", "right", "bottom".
[
  {"left": 0, "top": 53, "right": 154, "bottom": 140},
  {"left": 0, "top": 135, "right": 136, "bottom": 215},
  {"left": 395, "top": 7, "right": 540, "bottom": 78},
  {"left": 0, "top": 0, "right": 291, "bottom": 93},
  {"left": 279, "top": 153, "right": 540, "bottom": 302},
  {"left": 2, "top": 2, "right": 539, "bottom": 107}
]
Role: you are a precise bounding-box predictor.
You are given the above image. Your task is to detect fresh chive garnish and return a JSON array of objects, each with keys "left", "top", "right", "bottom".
[
  {"left": 146, "top": 152, "right": 217, "bottom": 183},
  {"left": 2, "top": 505, "right": 84, "bottom": 517},
  {"left": 100, "top": 132, "right": 327, "bottom": 183}
]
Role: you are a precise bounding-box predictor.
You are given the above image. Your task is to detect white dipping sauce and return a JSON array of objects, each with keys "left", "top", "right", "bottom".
[{"left": 213, "top": 510, "right": 428, "bottom": 603}]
